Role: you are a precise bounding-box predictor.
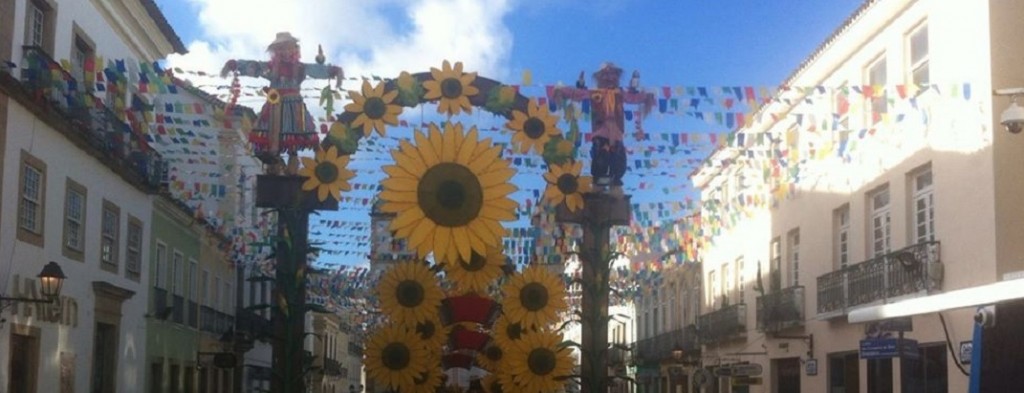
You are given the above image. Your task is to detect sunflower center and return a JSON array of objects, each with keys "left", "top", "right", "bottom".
[
  {"left": 523, "top": 117, "right": 547, "bottom": 139},
  {"left": 315, "top": 162, "right": 339, "bottom": 184},
  {"left": 441, "top": 78, "right": 463, "bottom": 99},
  {"left": 364, "top": 97, "right": 387, "bottom": 119},
  {"left": 527, "top": 348, "right": 557, "bottom": 376},
  {"left": 418, "top": 163, "right": 484, "bottom": 227},
  {"left": 520, "top": 282, "right": 549, "bottom": 312},
  {"left": 486, "top": 345, "right": 503, "bottom": 361},
  {"left": 459, "top": 251, "right": 488, "bottom": 272},
  {"left": 506, "top": 322, "right": 523, "bottom": 340},
  {"left": 382, "top": 343, "right": 411, "bottom": 370},
  {"left": 416, "top": 320, "right": 437, "bottom": 340},
  {"left": 396, "top": 280, "right": 425, "bottom": 308},
  {"left": 556, "top": 174, "right": 579, "bottom": 195}
]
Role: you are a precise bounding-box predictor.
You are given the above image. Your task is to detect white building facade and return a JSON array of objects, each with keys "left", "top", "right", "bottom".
[
  {"left": 0, "top": 0, "right": 186, "bottom": 392},
  {"left": 693, "top": 1, "right": 1024, "bottom": 392}
]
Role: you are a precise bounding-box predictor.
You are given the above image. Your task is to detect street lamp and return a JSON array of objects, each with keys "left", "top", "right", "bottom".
[
  {"left": 0, "top": 261, "right": 67, "bottom": 309},
  {"left": 994, "top": 88, "right": 1024, "bottom": 134},
  {"left": 672, "top": 344, "right": 684, "bottom": 363}
]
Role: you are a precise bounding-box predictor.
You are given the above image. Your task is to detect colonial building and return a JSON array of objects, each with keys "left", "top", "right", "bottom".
[
  {"left": 633, "top": 260, "right": 702, "bottom": 393},
  {"left": 307, "top": 311, "right": 364, "bottom": 393},
  {"left": 0, "top": 0, "right": 185, "bottom": 391},
  {"left": 692, "top": 0, "right": 1024, "bottom": 392}
]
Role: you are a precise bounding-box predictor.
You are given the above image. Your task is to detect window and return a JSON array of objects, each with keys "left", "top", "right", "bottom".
[
  {"left": 201, "top": 270, "right": 210, "bottom": 305},
  {"left": 24, "top": 0, "right": 54, "bottom": 54},
  {"left": 736, "top": 258, "right": 745, "bottom": 302},
  {"left": 866, "top": 54, "right": 887, "bottom": 124},
  {"left": 722, "top": 263, "right": 732, "bottom": 304},
  {"left": 788, "top": 229, "right": 801, "bottom": 286},
  {"left": 100, "top": 201, "right": 120, "bottom": 270},
  {"left": 172, "top": 251, "right": 184, "bottom": 296},
  {"left": 18, "top": 151, "right": 46, "bottom": 246},
  {"left": 869, "top": 186, "right": 892, "bottom": 257},
  {"left": 155, "top": 242, "right": 167, "bottom": 288},
  {"left": 770, "top": 238, "right": 782, "bottom": 292},
  {"left": 224, "top": 282, "right": 233, "bottom": 313},
  {"left": 213, "top": 276, "right": 221, "bottom": 309},
  {"left": 834, "top": 205, "right": 851, "bottom": 269},
  {"left": 829, "top": 352, "right": 860, "bottom": 393},
  {"left": 901, "top": 344, "right": 947, "bottom": 393},
  {"left": 867, "top": 358, "right": 893, "bottom": 393},
  {"left": 833, "top": 83, "right": 850, "bottom": 131},
  {"left": 907, "top": 22, "right": 929, "bottom": 86},
  {"left": 188, "top": 260, "right": 198, "bottom": 301},
  {"left": 63, "top": 179, "right": 86, "bottom": 259},
  {"left": 911, "top": 167, "right": 935, "bottom": 244},
  {"left": 70, "top": 27, "right": 94, "bottom": 84},
  {"left": 709, "top": 270, "right": 718, "bottom": 309},
  {"left": 126, "top": 217, "right": 142, "bottom": 280}
]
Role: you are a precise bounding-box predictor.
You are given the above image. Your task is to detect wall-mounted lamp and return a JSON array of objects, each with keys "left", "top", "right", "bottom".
[
  {"left": 1, "top": 262, "right": 67, "bottom": 310},
  {"left": 993, "top": 88, "right": 1024, "bottom": 134}
]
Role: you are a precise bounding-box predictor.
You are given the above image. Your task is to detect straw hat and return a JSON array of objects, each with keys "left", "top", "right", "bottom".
[{"left": 267, "top": 32, "right": 299, "bottom": 50}]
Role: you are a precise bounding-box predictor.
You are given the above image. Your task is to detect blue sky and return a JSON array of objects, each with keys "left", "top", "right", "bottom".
[{"left": 152, "top": 0, "right": 864, "bottom": 266}]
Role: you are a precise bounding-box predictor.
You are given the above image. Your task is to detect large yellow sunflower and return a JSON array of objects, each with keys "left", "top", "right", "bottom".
[
  {"left": 377, "top": 261, "right": 445, "bottom": 325},
  {"left": 505, "top": 330, "right": 574, "bottom": 393},
  {"left": 542, "top": 161, "right": 591, "bottom": 213},
  {"left": 423, "top": 60, "right": 480, "bottom": 116},
  {"left": 345, "top": 80, "right": 402, "bottom": 137},
  {"left": 443, "top": 246, "right": 506, "bottom": 294},
  {"left": 365, "top": 324, "right": 429, "bottom": 392},
  {"left": 506, "top": 98, "right": 561, "bottom": 154},
  {"left": 501, "top": 266, "right": 568, "bottom": 329},
  {"left": 298, "top": 146, "right": 355, "bottom": 202},
  {"left": 379, "top": 122, "right": 518, "bottom": 263}
]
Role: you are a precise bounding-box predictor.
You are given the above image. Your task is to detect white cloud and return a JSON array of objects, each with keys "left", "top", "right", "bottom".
[{"left": 167, "top": 0, "right": 516, "bottom": 86}]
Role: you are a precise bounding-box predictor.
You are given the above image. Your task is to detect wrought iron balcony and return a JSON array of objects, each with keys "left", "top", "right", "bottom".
[
  {"left": 698, "top": 303, "right": 747, "bottom": 343},
  {"left": 18, "top": 46, "right": 165, "bottom": 191},
  {"left": 237, "top": 308, "right": 273, "bottom": 341},
  {"left": 200, "top": 305, "right": 236, "bottom": 334},
  {"left": 635, "top": 325, "right": 699, "bottom": 363},
  {"left": 756, "top": 285, "right": 805, "bottom": 333},
  {"left": 323, "top": 357, "right": 342, "bottom": 376},
  {"left": 817, "top": 241, "right": 942, "bottom": 316}
]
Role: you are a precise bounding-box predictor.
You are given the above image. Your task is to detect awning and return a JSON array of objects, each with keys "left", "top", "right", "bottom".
[{"left": 848, "top": 278, "right": 1024, "bottom": 323}]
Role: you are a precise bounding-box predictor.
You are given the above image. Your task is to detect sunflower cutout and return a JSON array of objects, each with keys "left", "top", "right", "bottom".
[
  {"left": 423, "top": 60, "right": 480, "bottom": 116},
  {"left": 345, "top": 80, "right": 402, "bottom": 137},
  {"left": 298, "top": 146, "right": 355, "bottom": 202},
  {"left": 476, "top": 341, "right": 505, "bottom": 372},
  {"left": 443, "top": 246, "right": 506, "bottom": 294},
  {"left": 506, "top": 330, "right": 574, "bottom": 393},
  {"left": 408, "top": 363, "right": 445, "bottom": 393},
  {"left": 365, "top": 324, "right": 429, "bottom": 392},
  {"left": 379, "top": 122, "right": 518, "bottom": 262},
  {"left": 490, "top": 315, "right": 528, "bottom": 352},
  {"left": 265, "top": 88, "right": 281, "bottom": 105},
  {"left": 542, "top": 161, "right": 591, "bottom": 213},
  {"left": 506, "top": 98, "right": 561, "bottom": 154},
  {"left": 377, "top": 261, "right": 444, "bottom": 325},
  {"left": 413, "top": 314, "right": 450, "bottom": 350},
  {"left": 482, "top": 373, "right": 506, "bottom": 393},
  {"left": 501, "top": 266, "right": 568, "bottom": 329}
]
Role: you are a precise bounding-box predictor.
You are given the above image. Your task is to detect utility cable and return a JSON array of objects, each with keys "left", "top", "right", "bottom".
[{"left": 938, "top": 312, "right": 969, "bottom": 377}]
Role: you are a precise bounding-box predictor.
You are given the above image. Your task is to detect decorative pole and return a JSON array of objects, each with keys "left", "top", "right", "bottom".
[{"left": 554, "top": 63, "right": 650, "bottom": 393}]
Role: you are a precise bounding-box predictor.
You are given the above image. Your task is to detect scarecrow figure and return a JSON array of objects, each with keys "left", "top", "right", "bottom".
[
  {"left": 221, "top": 32, "right": 343, "bottom": 174},
  {"left": 590, "top": 63, "right": 628, "bottom": 189}
]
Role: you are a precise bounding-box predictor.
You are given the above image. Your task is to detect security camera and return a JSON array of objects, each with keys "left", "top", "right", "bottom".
[
  {"left": 974, "top": 305, "right": 996, "bottom": 328},
  {"left": 1001, "top": 101, "right": 1024, "bottom": 134}
]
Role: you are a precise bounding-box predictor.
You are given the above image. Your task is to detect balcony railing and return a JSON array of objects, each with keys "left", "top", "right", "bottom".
[
  {"left": 199, "top": 305, "right": 235, "bottom": 335},
  {"left": 756, "top": 285, "right": 805, "bottom": 333},
  {"left": 698, "top": 303, "right": 747, "bottom": 343},
  {"left": 817, "top": 241, "right": 942, "bottom": 316},
  {"left": 18, "top": 46, "right": 165, "bottom": 191},
  {"left": 323, "top": 358, "right": 342, "bottom": 376},
  {"left": 172, "top": 295, "right": 185, "bottom": 324},
  {"left": 237, "top": 308, "right": 273, "bottom": 341},
  {"left": 188, "top": 300, "right": 198, "bottom": 328},
  {"left": 635, "top": 325, "right": 699, "bottom": 363}
]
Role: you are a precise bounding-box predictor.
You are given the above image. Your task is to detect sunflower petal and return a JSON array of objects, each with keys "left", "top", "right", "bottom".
[{"left": 452, "top": 226, "right": 472, "bottom": 263}]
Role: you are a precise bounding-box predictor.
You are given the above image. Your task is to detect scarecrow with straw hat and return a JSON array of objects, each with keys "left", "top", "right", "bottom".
[{"left": 222, "top": 32, "right": 344, "bottom": 174}]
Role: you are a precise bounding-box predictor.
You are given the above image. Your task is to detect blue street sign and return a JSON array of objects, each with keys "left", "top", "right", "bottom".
[{"left": 859, "top": 338, "right": 919, "bottom": 359}]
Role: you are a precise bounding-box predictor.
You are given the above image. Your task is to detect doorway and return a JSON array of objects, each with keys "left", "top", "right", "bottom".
[{"left": 774, "top": 357, "right": 802, "bottom": 393}]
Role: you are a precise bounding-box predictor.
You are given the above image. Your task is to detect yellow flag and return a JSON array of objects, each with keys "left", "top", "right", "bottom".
[{"left": 522, "top": 69, "right": 533, "bottom": 86}]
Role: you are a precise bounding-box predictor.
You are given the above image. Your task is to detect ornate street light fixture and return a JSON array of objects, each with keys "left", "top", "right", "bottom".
[{"left": 1, "top": 261, "right": 67, "bottom": 309}]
